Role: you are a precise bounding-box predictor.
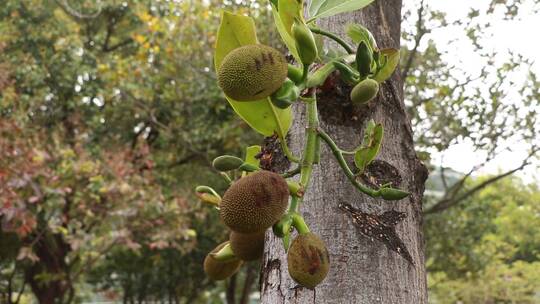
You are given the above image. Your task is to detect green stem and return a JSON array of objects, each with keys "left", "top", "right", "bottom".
[
  {"left": 299, "top": 92, "right": 319, "bottom": 189},
  {"left": 301, "top": 64, "right": 310, "bottom": 84},
  {"left": 309, "top": 27, "right": 354, "bottom": 54},
  {"left": 317, "top": 128, "right": 380, "bottom": 197},
  {"left": 291, "top": 213, "right": 310, "bottom": 234},
  {"left": 282, "top": 166, "right": 301, "bottom": 178},
  {"left": 289, "top": 196, "right": 299, "bottom": 213},
  {"left": 268, "top": 96, "right": 300, "bottom": 163}
]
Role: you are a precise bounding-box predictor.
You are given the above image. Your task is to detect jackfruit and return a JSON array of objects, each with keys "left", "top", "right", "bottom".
[
  {"left": 217, "top": 44, "right": 288, "bottom": 101},
  {"left": 203, "top": 242, "right": 243, "bottom": 280},
  {"left": 220, "top": 170, "right": 289, "bottom": 233},
  {"left": 350, "top": 78, "right": 379, "bottom": 104},
  {"left": 229, "top": 231, "right": 265, "bottom": 261},
  {"left": 287, "top": 232, "right": 330, "bottom": 289}
]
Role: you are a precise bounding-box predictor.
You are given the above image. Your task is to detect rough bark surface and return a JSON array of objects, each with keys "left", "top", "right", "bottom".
[{"left": 261, "top": 1, "right": 428, "bottom": 303}]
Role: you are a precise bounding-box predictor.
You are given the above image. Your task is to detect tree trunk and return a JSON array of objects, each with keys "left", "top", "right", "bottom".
[{"left": 261, "top": 1, "right": 428, "bottom": 303}]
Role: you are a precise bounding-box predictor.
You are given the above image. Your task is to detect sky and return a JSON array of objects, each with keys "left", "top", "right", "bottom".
[{"left": 403, "top": 0, "right": 540, "bottom": 184}]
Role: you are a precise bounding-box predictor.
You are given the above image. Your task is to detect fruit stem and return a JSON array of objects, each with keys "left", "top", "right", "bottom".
[
  {"left": 317, "top": 128, "right": 380, "bottom": 198},
  {"left": 309, "top": 27, "right": 354, "bottom": 54},
  {"left": 282, "top": 166, "right": 301, "bottom": 178},
  {"left": 195, "top": 185, "right": 222, "bottom": 199},
  {"left": 220, "top": 172, "right": 233, "bottom": 185},
  {"left": 291, "top": 213, "right": 310, "bottom": 234}
]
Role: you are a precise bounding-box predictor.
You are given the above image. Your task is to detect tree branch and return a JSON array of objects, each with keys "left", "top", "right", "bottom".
[
  {"left": 54, "top": 0, "right": 102, "bottom": 20},
  {"left": 425, "top": 147, "right": 539, "bottom": 214},
  {"left": 239, "top": 263, "right": 256, "bottom": 304},
  {"left": 401, "top": 0, "right": 426, "bottom": 80}
]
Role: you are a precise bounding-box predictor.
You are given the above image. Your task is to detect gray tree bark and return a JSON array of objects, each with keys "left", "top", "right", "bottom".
[{"left": 261, "top": 1, "right": 428, "bottom": 303}]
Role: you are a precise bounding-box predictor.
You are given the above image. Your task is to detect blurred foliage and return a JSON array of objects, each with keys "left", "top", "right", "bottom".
[
  {"left": 402, "top": 0, "right": 539, "bottom": 162},
  {"left": 426, "top": 177, "right": 540, "bottom": 303},
  {"left": 0, "top": 0, "right": 272, "bottom": 303}
]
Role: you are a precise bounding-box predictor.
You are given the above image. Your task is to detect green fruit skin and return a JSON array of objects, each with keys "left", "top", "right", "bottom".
[
  {"left": 292, "top": 21, "right": 318, "bottom": 65},
  {"left": 204, "top": 242, "right": 243, "bottom": 280},
  {"left": 217, "top": 44, "right": 288, "bottom": 101},
  {"left": 287, "top": 232, "right": 330, "bottom": 289},
  {"left": 220, "top": 170, "right": 289, "bottom": 233},
  {"left": 350, "top": 79, "right": 379, "bottom": 104},
  {"left": 229, "top": 231, "right": 265, "bottom": 261},
  {"left": 356, "top": 41, "right": 372, "bottom": 78},
  {"left": 212, "top": 155, "right": 244, "bottom": 171}
]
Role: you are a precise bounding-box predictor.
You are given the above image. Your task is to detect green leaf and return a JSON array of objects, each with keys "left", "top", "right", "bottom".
[
  {"left": 308, "top": 0, "right": 375, "bottom": 22},
  {"left": 270, "top": 0, "right": 301, "bottom": 62},
  {"left": 244, "top": 145, "right": 261, "bottom": 168},
  {"left": 373, "top": 48, "right": 400, "bottom": 83},
  {"left": 354, "top": 120, "right": 383, "bottom": 173},
  {"left": 346, "top": 24, "right": 378, "bottom": 51},
  {"left": 214, "top": 11, "right": 292, "bottom": 137}
]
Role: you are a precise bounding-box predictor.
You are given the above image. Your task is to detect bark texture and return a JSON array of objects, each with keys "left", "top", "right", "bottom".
[{"left": 261, "top": 1, "right": 428, "bottom": 303}]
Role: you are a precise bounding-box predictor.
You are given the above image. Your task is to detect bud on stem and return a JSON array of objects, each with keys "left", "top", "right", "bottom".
[{"left": 292, "top": 19, "right": 318, "bottom": 65}]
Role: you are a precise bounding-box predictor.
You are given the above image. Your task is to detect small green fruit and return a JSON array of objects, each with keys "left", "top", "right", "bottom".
[
  {"left": 292, "top": 20, "right": 318, "bottom": 65},
  {"left": 287, "top": 232, "right": 330, "bottom": 289},
  {"left": 212, "top": 155, "right": 244, "bottom": 171},
  {"left": 350, "top": 78, "right": 379, "bottom": 104},
  {"left": 220, "top": 170, "right": 289, "bottom": 233},
  {"left": 217, "top": 44, "right": 288, "bottom": 101},
  {"left": 230, "top": 231, "right": 265, "bottom": 261},
  {"left": 203, "top": 242, "right": 243, "bottom": 281}
]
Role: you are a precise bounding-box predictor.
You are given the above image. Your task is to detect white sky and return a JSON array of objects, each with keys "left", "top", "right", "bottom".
[{"left": 403, "top": 0, "right": 540, "bottom": 184}]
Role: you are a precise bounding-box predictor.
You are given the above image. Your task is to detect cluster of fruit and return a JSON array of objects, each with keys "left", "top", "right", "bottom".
[{"left": 203, "top": 169, "right": 330, "bottom": 289}]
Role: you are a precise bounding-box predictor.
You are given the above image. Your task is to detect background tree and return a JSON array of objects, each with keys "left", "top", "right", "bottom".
[
  {"left": 401, "top": 0, "right": 539, "bottom": 214},
  {"left": 0, "top": 0, "right": 269, "bottom": 302},
  {"left": 426, "top": 177, "right": 540, "bottom": 303}
]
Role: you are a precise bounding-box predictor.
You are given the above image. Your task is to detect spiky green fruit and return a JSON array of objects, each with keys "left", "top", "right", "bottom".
[
  {"left": 287, "top": 232, "right": 330, "bottom": 289},
  {"left": 217, "top": 44, "right": 288, "bottom": 101},
  {"left": 229, "top": 231, "right": 265, "bottom": 261},
  {"left": 350, "top": 78, "right": 379, "bottom": 104},
  {"left": 220, "top": 170, "right": 289, "bottom": 233},
  {"left": 203, "top": 242, "right": 243, "bottom": 281}
]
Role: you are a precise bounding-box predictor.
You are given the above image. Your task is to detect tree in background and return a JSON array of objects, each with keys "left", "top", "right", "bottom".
[
  {"left": 425, "top": 177, "right": 540, "bottom": 303},
  {"left": 401, "top": 0, "right": 539, "bottom": 214}
]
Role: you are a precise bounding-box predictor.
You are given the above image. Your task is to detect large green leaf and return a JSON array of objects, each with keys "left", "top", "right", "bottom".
[
  {"left": 308, "top": 0, "right": 375, "bottom": 22},
  {"left": 214, "top": 11, "right": 292, "bottom": 137},
  {"left": 354, "top": 119, "right": 383, "bottom": 173},
  {"left": 373, "top": 48, "right": 400, "bottom": 83},
  {"left": 270, "top": 0, "right": 301, "bottom": 62},
  {"left": 346, "top": 23, "right": 378, "bottom": 50}
]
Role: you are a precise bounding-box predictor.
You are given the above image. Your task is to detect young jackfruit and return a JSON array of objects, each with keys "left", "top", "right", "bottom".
[
  {"left": 217, "top": 44, "right": 288, "bottom": 101},
  {"left": 229, "top": 231, "right": 265, "bottom": 261},
  {"left": 287, "top": 232, "right": 330, "bottom": 289},
  {"left": 203, "top": 242, "right": 243, "bottom": 281},
  {"left": 220, "top": 170, "right": 289, "bottom": 233},
  {"left": 350, "top": 78, "right": 379, "bottom": 104}
]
